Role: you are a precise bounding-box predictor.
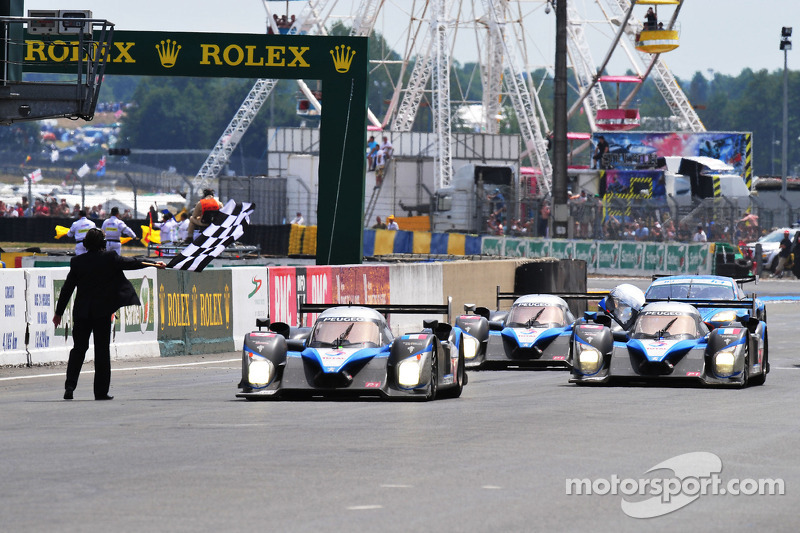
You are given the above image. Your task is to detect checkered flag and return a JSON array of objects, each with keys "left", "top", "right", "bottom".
[{"left": 168, "top": 200, "right": 255, "bottom": 272}]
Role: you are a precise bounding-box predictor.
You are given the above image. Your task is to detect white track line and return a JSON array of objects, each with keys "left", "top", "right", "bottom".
[{"left": 0, "top": 358, "right": 239, "bottom": 382}]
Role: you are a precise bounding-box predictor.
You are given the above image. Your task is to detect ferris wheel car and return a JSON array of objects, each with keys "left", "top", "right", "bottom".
[
  {"left": 455, "top": 295, "right": 577, "bottom": 369},
  {"left": 237, "top": 304, "right": 466, "bottom": 401},
  {"left": 570, "top": 300, "right": 768, "bottom": 387}
]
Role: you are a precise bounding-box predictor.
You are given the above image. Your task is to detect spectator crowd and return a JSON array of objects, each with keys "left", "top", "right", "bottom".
[{"left": 1, "top": 197, "right": 133, "bottom": 221}]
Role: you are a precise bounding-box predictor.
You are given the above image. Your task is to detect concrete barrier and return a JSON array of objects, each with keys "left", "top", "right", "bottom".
[
  {"left": 441, "top": 259, "right": 521, "bottom": 314},
  {"left": 230, "top": 266, "right": 269, "bottom": 347},
  {"left": 1, "top": 258, "right": 583, "bottom": 365},
  {"left": 1, "top": 269, "right": 30, "bottom": 366}
]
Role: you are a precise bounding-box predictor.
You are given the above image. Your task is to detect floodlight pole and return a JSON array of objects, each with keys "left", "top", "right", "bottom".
[
  {"left": 551, "top": 0, "right": 570, "bottom": 239},
  {"left": 781, "top": 27, "right": 792, "bottom": 227}
]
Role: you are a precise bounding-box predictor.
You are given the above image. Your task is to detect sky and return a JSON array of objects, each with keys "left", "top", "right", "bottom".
[{"left": 24, "top": 0, "right": 798, "bottom": 80}]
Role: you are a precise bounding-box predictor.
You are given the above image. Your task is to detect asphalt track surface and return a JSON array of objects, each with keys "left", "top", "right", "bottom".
[{"left": 1, "top": 278, "right": 798, "bottom": 532}]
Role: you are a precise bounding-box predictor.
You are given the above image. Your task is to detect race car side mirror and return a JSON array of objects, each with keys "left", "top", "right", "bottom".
[
  {"left": 488, "top": 320, "right": 504, "bottom": 331},
  {"left": 613, "top": 330, "right": 629, "bottom": 342},
  {"left": 595, "top": 314, "right": 612, "bottom": 328},
  {"left": 286, "top": 338, "right": 305, "bottom": 352},
  {"left": 463, "top": 304, "right": 476, "bottom": 314},
  {"left": 739, "top": 315, "right": 759, "bottom": 332},
  {"left": 583, "top": 311, "right": 597, "bottom": 321},
  {"left": 256, "top": 317, "right": 270, "bottom": 330}
]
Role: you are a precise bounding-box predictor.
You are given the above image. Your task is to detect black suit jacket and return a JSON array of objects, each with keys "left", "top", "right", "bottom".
[{"left": 55, "top": 251, "right": 150, "bottom": 320}]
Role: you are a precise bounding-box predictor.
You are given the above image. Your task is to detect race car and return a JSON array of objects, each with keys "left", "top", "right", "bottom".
[
  {"left": 237, "top": 303, "right": 467, "bottom": 401},
  {"left": 455, "top": 292, "right": 597, "bottom": 369},
  {"left": 570, "top": 285, "right": 768, "bottom": 387},
  {"left": 644, "top": 274, "right": 766, "bottom": 326}
]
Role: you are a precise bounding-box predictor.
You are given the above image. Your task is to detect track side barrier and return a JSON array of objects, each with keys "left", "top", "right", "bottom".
[{"left": 482, "top": 237, "right": 712, "bottom": 276}]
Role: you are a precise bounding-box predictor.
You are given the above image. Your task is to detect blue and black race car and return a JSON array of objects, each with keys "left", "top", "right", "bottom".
[
  {"left": 644, "top": 275, "right": 766, "bottom": 327},
  {"left": 454, "top": 291, "right": 597, "bottom": 369},
  {"left": 570, "top": 285, "right": 768, "bottom": 387},
  {"left": 237, "top": 302, "right": 467, "bottom": 401}
]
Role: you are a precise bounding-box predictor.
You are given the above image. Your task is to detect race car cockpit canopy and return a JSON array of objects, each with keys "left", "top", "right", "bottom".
[
  {"left": 507, "top": 295, "right": 574, "bottom": 328},
  {"left": 309, "top": 307, "right": 392, "bottom": 347},
  {"left": 630, "top": 302, "right": 708, "bottom": 340},
  {"left": 604, "top": 284, "right": 646, "bottom": 330},
  {"left": 646, "top": 277, "right": 738, "bottom": 300}
]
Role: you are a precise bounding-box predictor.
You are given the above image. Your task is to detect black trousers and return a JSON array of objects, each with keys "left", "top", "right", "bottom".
[{"left": 65, "top": 316, "right": 113, "bottom": 398}]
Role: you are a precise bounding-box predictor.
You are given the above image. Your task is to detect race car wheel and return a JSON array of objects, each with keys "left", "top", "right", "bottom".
[
  {"left": 739, "top": 352, "right": 749, "bottom": 388},
  {"left": 749, "top": 335, "right": 768, "bottom": 386},
  {"left": 426, "top": 346, "right": 439, "bottom": 401},
  {"left": 440, "top": 348, "right": 465, "bottom": 399}
]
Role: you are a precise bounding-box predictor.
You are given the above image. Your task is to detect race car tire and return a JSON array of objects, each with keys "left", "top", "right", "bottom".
[
  {"left": 426, "top": 346, "right": 439, "bottom": 401},
  {"left": 749, "top": 336, "right": 768, "bottom": 386},
  {"left": 739, "top": 351, "right": 750, "bottom": 388},
  {"left": 440, "top": 348, "right": 465, "bottom": 399}
]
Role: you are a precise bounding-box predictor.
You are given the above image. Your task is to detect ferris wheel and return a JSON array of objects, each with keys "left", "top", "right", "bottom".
[{"left": 194, "top": 0, "right": 703, "bottom": 196}]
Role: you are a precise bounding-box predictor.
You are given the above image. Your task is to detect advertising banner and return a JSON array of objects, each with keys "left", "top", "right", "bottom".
[
  {"left": 231, "top": 267, "right": 269, "bottom": 346},
  {"left": 597, "top": 242, "right": 620, "bottom": 270},
  {"left": 481, "top": 237, "right": 504, "bottom": 257},
  {"left": 112, "top": 269, "right": 160, "bottom": 360},
  {"left": 1, "top": 270, "right": 30, "bottom": 366},
  {"left": 504, "top": 238, "right": 527, "bottom": 258},
  {"left": 33, "top": 268, "right": 72, "bottom": 364},
  {"left": 619, "top": 242, "right": 644, "bottom": 270},
  {"left": 665, "top": 243, "right": 688, "bottom": 273},
  {"left": 268, "top": 266, "right": 298, "bottom": 326},
  {"left": 595, "top": 132, "right": 750, "bottom": 176},
  {"left": 158, "top": 270, "right": 234, "bottom": 355},
  {"left": 549, "top": 240, "right": 574, "bottom": 260},
  {"left": 643, "top": 243, "right": 665, "bottom": 272},
  {"left": 573, "top": 242, "right": 597, "bottom": 269},
  {"left": 527, "top": 239, "right": 551, "bottom": 258},
  {"left": 687, "top": 244, "right": 711, "bottom": 274}
]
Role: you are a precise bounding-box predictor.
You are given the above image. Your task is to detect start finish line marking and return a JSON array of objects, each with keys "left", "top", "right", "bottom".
[{"left": 0, "top": 358, "right": 240, "bottom": 382}]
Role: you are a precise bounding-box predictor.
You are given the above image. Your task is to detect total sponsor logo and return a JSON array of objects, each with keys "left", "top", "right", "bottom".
[
  {"left": 516, "top": 329, "right": 543, "bottom": 347},
  {"left": 320, "top": 348, "right": 352, "bottom": 369},
  {"left": 644, "top": 340, "right": 679, "bottom": 361}
]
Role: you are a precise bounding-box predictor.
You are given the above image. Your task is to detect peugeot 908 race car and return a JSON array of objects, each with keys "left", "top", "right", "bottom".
[
  {"left": 455, "top": 294, "right": 578, "bottom": 369},
  {"left": 645, "top": 275, "right": 766, "bottom": 326},
  {"left": 237, "top": 305, "right": 466, "bottom": 401},
  {"left": 571, "top": 290, "right": 768, "bottom": 387}
]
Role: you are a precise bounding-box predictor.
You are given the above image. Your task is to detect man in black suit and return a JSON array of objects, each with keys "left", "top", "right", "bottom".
[{"left": 53, "top": 228, "right": 166, "bottom": 400}]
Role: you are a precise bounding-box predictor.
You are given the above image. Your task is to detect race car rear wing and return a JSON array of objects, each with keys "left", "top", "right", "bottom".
[
  {"left": 299, "top": 297, "right": 452, "bottom": 323},
  {"left": 645, "top": 297, "right": 759, "bottom": 316},
  {"left": 495, "top": 286, "right": 609, "bottom": 310},
  {"left": 650, "top": 274, "right": 757, "bottom": 286}
]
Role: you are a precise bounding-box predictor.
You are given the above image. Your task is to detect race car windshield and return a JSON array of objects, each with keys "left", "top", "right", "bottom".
[
  {"left": 507, "top": 306, "right": 565, "bottom": 327},
  {"left": 646, "top": 283, "right": 733, "bottom": 300},
  {"left": 311, "top": 320, "right": 381, "bottom": 347},
  {"left": 632, "top": 314, "right": 699, "bottom": 339}
]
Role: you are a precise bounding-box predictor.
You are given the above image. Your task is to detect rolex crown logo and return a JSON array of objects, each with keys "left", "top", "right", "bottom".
[
  {"left": 156, "top": 39, "right": 182, "bottom": 68},
  {"left": 330, "top": 45, "right": 356, "bottom": 73}
]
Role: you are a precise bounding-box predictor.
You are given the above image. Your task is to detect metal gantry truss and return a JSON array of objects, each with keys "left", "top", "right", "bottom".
[
  {"left": 482, "top": 0, "right": 553, "bottom": 195},
  {"left": 431, "top": 0, "right": 453, "bottom": 190},
  {"left": 192, "top": 0, "right": 384, "bottom": 193}
]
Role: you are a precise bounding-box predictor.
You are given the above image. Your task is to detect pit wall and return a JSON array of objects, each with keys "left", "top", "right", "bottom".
[
  {"left": 0, "top": 260, "right": 518, "bottom": 366},
  {"left": 481, "top": 237, "right": 713, "bottom": 276}
]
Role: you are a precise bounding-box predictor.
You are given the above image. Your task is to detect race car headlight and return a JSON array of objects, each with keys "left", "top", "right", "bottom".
[
  {"left": 248, "top": 358, "right": 274, "bottom": 386},
  {"left": 577, "top": 347, "right": 602, "bottom": 374},
  {"left": 710, "top": 310, "right": 737, "bottom": 323},
  {"left": 397, "top": 356, "right": 423, "bottom": 387},
  {"left": 462, "top": 336, "right": 480, "bottom": 359},
  {"left": 714, "top": 351, "right": 736, "bottom": 377}
]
